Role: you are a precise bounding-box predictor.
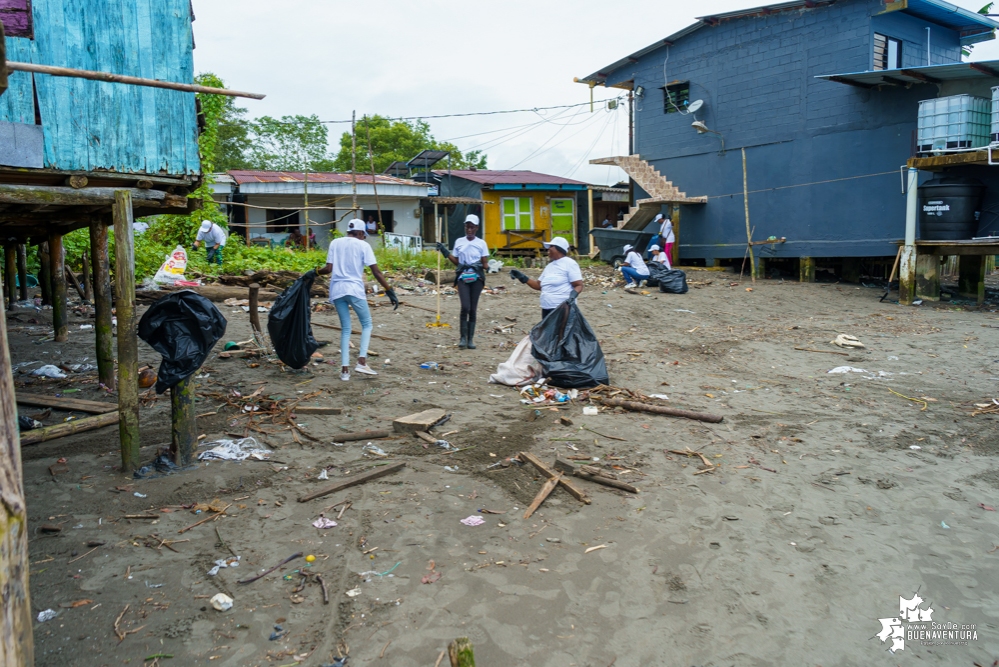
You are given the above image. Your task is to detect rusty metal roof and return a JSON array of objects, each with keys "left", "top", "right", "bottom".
[
  {"left": 228, "top": 170, "right": 427, "bottom": 187},
  {"left": 437, "top": 170, "right": 589, "bottom": 187}
]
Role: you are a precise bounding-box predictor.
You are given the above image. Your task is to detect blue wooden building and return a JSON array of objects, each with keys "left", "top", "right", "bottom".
[{"left": 577, "top": 0, "right": 999, "bottom": 276}]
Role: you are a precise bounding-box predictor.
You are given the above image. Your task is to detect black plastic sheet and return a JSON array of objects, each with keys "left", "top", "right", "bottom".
[
  {"left": 529, "top": 295, "right": 608, "bottom": 389},
  {"left": 267, "top": 270, "right": 319, "bottom": 369},
  {"left": 138, "top": 290, "right": 227, "bottom": 393}
]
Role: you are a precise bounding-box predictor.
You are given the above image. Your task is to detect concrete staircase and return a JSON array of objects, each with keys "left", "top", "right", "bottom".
[{"left": 590, "top": 155, "right": 706, "bottom": 230}]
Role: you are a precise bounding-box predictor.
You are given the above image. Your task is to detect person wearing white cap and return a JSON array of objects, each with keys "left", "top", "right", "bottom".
[
  {"left": 316, "top": 219, "right": 399, "bottom": 381},
  {"left": 619, "top": 244, "right": 650, "bottom": 290},
  {"left": 193, "top": 220, "right": 227, "bottom": 265},
  {"left": 654, "top": 212, "right": 675, "bottom": 261},
  {"left": 649, "top": 244, "right": 671, "bottom": 269},
  {"left": 436, "top": 213, "right": 489, "bottom": 349},
  {"left": 509, "top": 236, "right": 583, "bottom": 320}
]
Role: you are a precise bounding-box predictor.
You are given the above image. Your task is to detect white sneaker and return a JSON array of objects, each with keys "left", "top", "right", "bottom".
[
  {"left": 355, "top": 363, "right": 378, "bottom": 376},
  {"left": 638, "top": 279, "right": 647, "bottom": 288},
  {"left": 340, "top": 372, "right": 350, "bottom": 381}
]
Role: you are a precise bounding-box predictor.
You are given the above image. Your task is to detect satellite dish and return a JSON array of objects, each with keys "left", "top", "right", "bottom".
[{"left": 688, "top": 99, "right": 704, "bottom": 114}]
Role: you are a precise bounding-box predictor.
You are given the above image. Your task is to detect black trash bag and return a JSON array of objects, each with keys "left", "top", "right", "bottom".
[
  {"left": 268, "top": 270, "right": 319, "bottom": 369},
  {"left": 657, "top": 269, "right": 689, "bottom": 294},
  {"left": 646, "top": 262, "right": 673, "bottom": 288},
  {"left": 529, "top": 295, "right": 609, "bottom": 389},
  {"left": 18, "top": 415, "right": 42, "bottom": 431},
  {"left": 138, "top": 290, "right": 227, "bottom": 394}
]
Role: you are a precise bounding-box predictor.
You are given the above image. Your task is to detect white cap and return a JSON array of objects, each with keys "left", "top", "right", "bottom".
[
  {"left": 653, "top": 213, "right": 664, "bottom": 222},
  {"left": 623, "top": 244, "right": 634, "bottom": 253},
  {"left": 464, "top": 213, "right": 480, "bottom": 226},
  {"left": 199, "top": 220, "right": 213, "bottom": 233},
  {"left": 649, "top": 244, "right": 660, "bottom": 252},
  {"left": 544, "top": 237, "right": 571, "bottom": 253},
  {"left": 346, "top": 219, "right": 368, "bottom": 236}
]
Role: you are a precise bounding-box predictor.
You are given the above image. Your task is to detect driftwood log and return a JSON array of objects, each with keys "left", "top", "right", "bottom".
[
  {"left": 20, "top": 410, "right": 120, "bottom": 447},
  {"left": 595, "top": 397, "right": 723, "bottom": 423},
  {"left": 298, "top": 462, "right": 405, "bottom": 502},
  {"left": 553, "top": 458, "right": 639, "bottom": 493},
  {"left": 517, "top": 451, "right": 591, "bottom": 505}
]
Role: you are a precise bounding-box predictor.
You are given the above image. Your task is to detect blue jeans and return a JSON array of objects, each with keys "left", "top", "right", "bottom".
[
  {"left": 332, "top": 295, "right": 372, "bottom": 367},
  {"left": 620, "top": 266, "right": 647, "bottom": 285}
]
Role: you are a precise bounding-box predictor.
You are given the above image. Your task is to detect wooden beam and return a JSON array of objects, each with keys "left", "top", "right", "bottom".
[
  {"left": 15, "top": 243, "right": 27, "bottom": 301},
  {"left": 3, "top": 244, "right": 14, "bottom": 309},
  {"left": 16, "top": 393, "right": 116, "bottom": 414},
  {"left": 0, "top": 183, "right": 188, "bottom": 209},
  {"left": 65, "top": 264, "right": 84, "bottom": 300},
  {"left": 900, "top": 68, "right": 941, "bottom": 84},
  {"left": 517, "top": 451, "right": 591, "bottom": 505},
  {"left": 248, "top": 283, "right": 261, "bottom": 333},
  {"left": 969, "top": 62, "right": 999, "bottom": 78},
  {"left": 37, "top": 242, "right": 50, "bottom": 305},
  {"left": 0, "top": 249, "right": 35, "bottom": 664},
  {"left": 297, "top": 462, "right": 406, "bottom": 503},
  {"left": 170, "top": 376, "right": 196, "bottom": 465},
  {"left": 879, "top": 76, "right": 909, "bottom": 87},
  {"left": 4, "top": 61, "right": 266, "bottom": 99},
  {"left": 48, "top": 231, "right": 67, "bottom": 342},
  {"left": 90, "top": 222, "right": 114, "bottom": 390},
  {"left": 827, "top": 75, "right": 877, "bottom": 90},
  {"left": 523, "top": 474, "right": 561, "bottom": 519},
  {"left": 81, "top": 250, "right": 92, "bottom": 302},
  {"left": 113, "top": 192, "right": 140, "bottom": 470},
  {"left": 19, "top": 411, "right": 120, "bottom": 446}
]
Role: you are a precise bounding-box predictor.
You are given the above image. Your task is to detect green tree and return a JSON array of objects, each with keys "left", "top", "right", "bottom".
[
  {"left": 332, "top": 116, "right": 487, "bottom": 174},
  {"left": 247, "top": 114, "right": 336, "bottom": 172},
  {"left": 215, "top": 96, "right": 252, "bottom": 172}
]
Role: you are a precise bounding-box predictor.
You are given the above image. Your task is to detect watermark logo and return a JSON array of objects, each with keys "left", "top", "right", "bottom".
[{"left": 874, "top": 591, "right": 979, "bottom": 652}]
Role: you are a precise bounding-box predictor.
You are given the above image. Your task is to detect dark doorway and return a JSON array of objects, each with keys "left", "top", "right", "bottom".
[
  {"left": 362, "top": 209, "right": 394, "bottom": 233},
  {"left": 266, "top": 209, "right": 299, "bottom": 233}
]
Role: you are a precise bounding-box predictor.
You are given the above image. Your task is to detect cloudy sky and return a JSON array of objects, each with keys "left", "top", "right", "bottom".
[{"left": 191, "top": 0, "right": 999, "bottom": 185}]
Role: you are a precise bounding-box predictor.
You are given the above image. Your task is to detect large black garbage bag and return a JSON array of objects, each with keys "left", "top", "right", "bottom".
[
  {"left": 646, "top": 262, "right": 671, "bottom": 288},
  {"left": 138, "top": 290, "right": 227, "bottom": 394},
  {"left": 657, "top": 269, "right": 689, "bottom": 294},
  {"left": 268, "top": 270, "right": 319, "bottom": 369},
  {"left": 529, "top": 295, "right": 609, "bottom": 389}
]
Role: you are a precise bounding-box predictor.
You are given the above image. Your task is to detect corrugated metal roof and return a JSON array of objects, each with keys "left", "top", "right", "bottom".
[
  {"left": 577, "top": 0, "right": 998, "bottom": 86},
  {"left": 437, "top": 170, "right": 589, "bottom": 186},
  {"left": 816, "top": 59, "right": 999, "bottom": 87},
  {"left": 210, "top": 172, "right": 235, "bottom": 184},
  {"left": 228, "top": 170, "right": 428, "bottom": 187}
]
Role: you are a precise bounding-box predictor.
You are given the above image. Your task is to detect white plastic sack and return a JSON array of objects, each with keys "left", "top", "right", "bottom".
[
  {"left": 488, "top": 336, "right": 545, "bottom": 387},
  {"left": 153, "top": 246, "right": 189, "bottom": 284},
  {"left": 197, "top": 437, "right": 272, "bottom": 461}
]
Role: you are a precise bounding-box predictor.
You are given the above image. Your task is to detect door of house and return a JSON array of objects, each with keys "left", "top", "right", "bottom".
[
  {"left": 550, "top": 198, "right": 574, "bottom": 246},
  {"left": 501, "top": 197, "right": 533, "bottom": 231}
]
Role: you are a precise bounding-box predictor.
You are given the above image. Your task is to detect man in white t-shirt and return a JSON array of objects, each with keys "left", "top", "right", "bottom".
[
  {"left": 619, "top": 243, "right": 650, "bottom": 290},
  {"left": 510, "top": 236, "right": 583, "bottom": 320},
  {"left": 316, "top": 219, "right": 398, "bottom": 381},
  {"left": 193, "top": 220, "right": 227, "bottom": 265},
  {"left": 436, "top": 214, "right": 490, "bottom": 349}
]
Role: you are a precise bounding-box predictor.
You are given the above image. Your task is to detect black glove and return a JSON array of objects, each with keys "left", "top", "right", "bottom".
[
  {"left": 385, "top": 288, "right": 399, "bottom": 310},
  {"left": 510, "top": 269, "right": 529, "bottom": 284},
  {"left": 435, "top": 242, "right": 450, "bottom": 258}
]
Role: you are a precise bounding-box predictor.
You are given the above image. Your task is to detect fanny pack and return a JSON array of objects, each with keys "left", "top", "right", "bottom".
[{"left": 458, "top": 267, "right": 480, "bottom": 283}]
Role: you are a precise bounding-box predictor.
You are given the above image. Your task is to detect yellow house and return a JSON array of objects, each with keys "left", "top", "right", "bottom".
[{"left": 436, "top": 170, "right": 589, "bottom": 255}]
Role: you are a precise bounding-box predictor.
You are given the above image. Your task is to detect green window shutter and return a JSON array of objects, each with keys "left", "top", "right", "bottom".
[
  {"left": 518, "top": 197, "right": 532, "bottom": 229},
  {"left": 502, "top": 198, "right": 516, "bottom": 230}
]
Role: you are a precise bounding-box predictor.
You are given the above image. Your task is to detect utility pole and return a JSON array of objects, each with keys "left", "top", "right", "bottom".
[
  {"left": 628, "top": 89, "right": 635, "bottom": 206},
  {"left": 303, "top": 169, "right": 310, "bottom": 250},
  {"left": 350, "top": 110, "right": 358, "bottom": 218}
]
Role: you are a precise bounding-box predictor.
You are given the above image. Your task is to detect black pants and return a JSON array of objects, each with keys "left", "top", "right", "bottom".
[{"left": 457, "top": 280, "right": 484, "bottom": 324}]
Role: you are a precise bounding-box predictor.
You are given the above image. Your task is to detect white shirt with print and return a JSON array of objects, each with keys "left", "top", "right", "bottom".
[{"left": 326, "top": 236, "right": 377, "bottom": 301}]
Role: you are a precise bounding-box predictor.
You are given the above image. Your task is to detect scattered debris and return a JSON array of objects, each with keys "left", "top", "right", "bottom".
[
  {"left": 197, "top": 437, "right": 272, "bottom": 462},
  {"left": 210, "top": 594, "right": 233, "bottom": 612},
  {"left": 298, "top": 462, "right": 406, "bottom": 503}
]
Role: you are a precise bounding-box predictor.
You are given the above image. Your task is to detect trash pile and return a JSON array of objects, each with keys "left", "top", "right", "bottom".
[
  {"left": 519, "top": 384, "right": 579, "bottom": 405},
  {"left": 197, "top": 437, "right": 272, "bottom": 462}
]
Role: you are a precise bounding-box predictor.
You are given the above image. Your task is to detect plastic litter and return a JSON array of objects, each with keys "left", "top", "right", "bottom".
[
  {"left": 152, "top": 246, "right": 189, "bottom": 285},
  {"left": 489, "top": 336, "right": 545, "bottom": 387},
  {"left": 133, "top": 492, "right": 147, "bottom": 498},
  {"left": 583, "top": 406, "right": 599, "bottom": 416},
  {"left": 32, "top": 365, "right": 67, "bottom": 378},
  {"left": 210, "top": 593, "right": 233, "bottom": 611},
  {"left": 138, "top": 290, "right": 227, "bottom": 393},
  {"left": 648, "top": 394, "right": 670, "bottom": 400},
  {"left": 529, "top": 295, "right": 609, "bottom": 389},
  {"left": 362, "top": 443, "right": 388, "bottom": 457},
  {"left": 461, "top": 515, "right": 486, "bottom": 526},
  {"left": 940, "top": 521, "right": 950, "bottom": 529},
  {"left": 18, "top": 415, "right": 42, "bottom": 431},
  {"left": 443, "top": 465, "right": 459, "bottom": 472},
  {"left": 267, "top": 270, "right": 319, "bottom": 369},
  {"left": 37, "top": 609, "right": 57, "bottom": 623},
  {"left": 312, "top": 517, "right": 337, "bottom": 529},
  {"left": 317, "top": 469, "right": 328, "bottom": 480},
  {"left": 831, "top": 334, "right": 865, "bottom": 349},
  {"left": 828, "top": 366, "right": 868, "bottom": 374},
  {"left": 133, "top": 452, "right": 187, "bottom": 479},
  {"left": 197, "top": 437, "right": 272, "bottom": 462},
  {"left": 345, "top": 588, "right": 362, "bottom": 597},
  {"left": 420, "top": 362, "right": 439, "bottom": 370},
  {"left": 207, "top": 556, "right": 240, "bottom": 576},
  {"left": 436, "top": 439, "right": 457, "bottom": 451},
  {"left": 269, "top": 625, "right": 288, "bottom": 641},
  {"left": 656, "top": 269, "right": 689, "bottom": 294}
]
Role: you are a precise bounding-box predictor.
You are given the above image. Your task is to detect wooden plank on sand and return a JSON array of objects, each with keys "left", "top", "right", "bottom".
[
  {"left": 298, "top": 462, "right": 405, "bottom": 502},
  {"left": 393, "top": 408, "right": 446, "bottom": 434},
  {"left": 16, "top": 393, "right": 117, "bottom": 414}
]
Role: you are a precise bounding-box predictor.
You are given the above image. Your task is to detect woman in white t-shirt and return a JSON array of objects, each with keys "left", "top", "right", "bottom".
[
  {"left": 648, "top": 244, "right": 671, "bottom": 269},
  {"left": 436, "top": 214, "right": 490, "bottom": 350},
  {"left": 510, "top": 236, "right": 583, "bottom": 320},
  {"left": 619, "top": 244, "right": 650, "bottom": 289}
]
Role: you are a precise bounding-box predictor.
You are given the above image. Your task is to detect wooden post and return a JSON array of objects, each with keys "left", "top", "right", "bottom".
[
  {"left": 841, "top": 258, "right": 862, "bottom": 283},
  {"left": 448, "top": 638, "right": 475, "bottom": 667},
  {"left": 170, "top": 376, "right": 196, "bottom": 465},
  {"left": 113, "top": 192, "right": 140, "bottom": 470},
  {"left": 248, "top": 283, "right": 261, "bottom": 333},
  {"left": 741, "top": 147, "right": 756, "bottom": 283},
  {"left": 670, "top": 204, "right": 680, "bottom": 266},
  {"left": 48, "top": 232, "right": 68, "bottom": 342},
  {"left": 3, "top": 244, "right": 14, "bottom": 309},
  {"left": 38, "top": 242, "right": 51, "bottom": 305},
  {"left": 90, "top": 222, "right": 115, "bottom": 390},
  {"left": 15, "top": 244, "right": 27, "bottom": 302},
  {"left": 0, "top": 262, "right": 35, "bottom": 665},
  {"left": 915, "top": 254, "right": 940, "bottom": 301},
  {"left": 958, "top": 255, "right": 986, "bottom": 305},
  {"left": 799, "top": 257, "right": 815, "bottom": 283},
  {"left": 81, "top": 250, "right": 93, "bottom": 302}
]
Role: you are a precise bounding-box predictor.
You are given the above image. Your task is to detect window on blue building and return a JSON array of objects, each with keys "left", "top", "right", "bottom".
[
  {"left": 662, "top": 82, "right": 690, "bottom": 114},
  {"left": 873, "top": 33, "right": 902, "bottom": 70}
]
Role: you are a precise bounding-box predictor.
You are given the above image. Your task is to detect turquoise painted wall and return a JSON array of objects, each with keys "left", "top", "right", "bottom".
[{"left": 0, "top": 0, "right": 200, "bottom": 176}]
